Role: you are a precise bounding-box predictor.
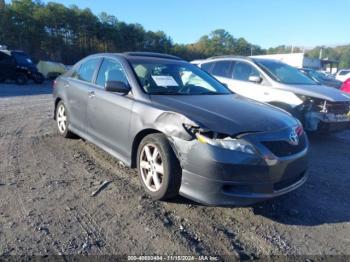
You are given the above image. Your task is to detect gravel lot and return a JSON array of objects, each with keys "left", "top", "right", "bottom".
[{"left": 0, "top": 82, "right": 349, "bottom": 259}]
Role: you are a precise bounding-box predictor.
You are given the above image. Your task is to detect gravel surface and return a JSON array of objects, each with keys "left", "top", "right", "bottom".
[{"left": 0, "top": 82, "right": 349, "bottom": 259}]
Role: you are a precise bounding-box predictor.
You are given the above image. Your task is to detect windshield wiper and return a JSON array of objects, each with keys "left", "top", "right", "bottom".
[{"left": 149, "top": 91, "right": 189, "bottom": 95}]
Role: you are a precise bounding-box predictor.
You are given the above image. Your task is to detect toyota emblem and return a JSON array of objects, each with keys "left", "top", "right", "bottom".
[{"left": 288, "top": 130, "right": 299, "bottom": 146}]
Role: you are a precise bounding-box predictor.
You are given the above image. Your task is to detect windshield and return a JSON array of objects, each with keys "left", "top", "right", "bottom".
[
  {"left": 130, "top": 59, "right": 232, "bottom": 95},
  {"left": 256, "top": 59, "right": 317, "bottom": 85},
  {"left": 306, "top": 69, "right": 330, "bottom": 81},
  {"left": 13, "top": 53, "right": 33, "bottom": 65}
]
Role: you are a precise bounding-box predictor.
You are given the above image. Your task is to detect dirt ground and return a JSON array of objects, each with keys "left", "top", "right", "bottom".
[{"left": 0, "top": 82, "right": 349, "bottom": 260}]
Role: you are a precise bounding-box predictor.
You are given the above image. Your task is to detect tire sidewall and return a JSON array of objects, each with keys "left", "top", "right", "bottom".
[
  {"left": 137, "top": 134, "right": 174, "bottom": 200},
  {"left": 16, "top": 74, "right": 28, "bottom": 85},
  {"left": 33, "top": 73, "right": 44, "bottom": 84}
]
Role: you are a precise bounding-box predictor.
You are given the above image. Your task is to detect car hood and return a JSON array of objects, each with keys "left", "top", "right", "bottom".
[
  {"left": 150, "top": 94, "right": 298, "bottom": 136},
  {"left": 276, "top": 83, "right": 350, "bottom": 102},
  {"left": 322, "top": 79, "right": 342, "bottom": 89}
]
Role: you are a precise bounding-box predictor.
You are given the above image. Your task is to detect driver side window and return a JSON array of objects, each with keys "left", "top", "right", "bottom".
[
  {"left": 232, "top": 62, "right": 260, "bottom": 82},
  {"left": 96, "top": 58, "right": 128, "bottom": 88}
]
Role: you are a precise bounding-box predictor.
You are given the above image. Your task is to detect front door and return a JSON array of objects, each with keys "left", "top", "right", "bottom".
[
  {"left": 217, "top": 61, "right": 271, "bottom": 102},
  {"left": 87, "top": 58, "right": 134, "bottom": 158}
]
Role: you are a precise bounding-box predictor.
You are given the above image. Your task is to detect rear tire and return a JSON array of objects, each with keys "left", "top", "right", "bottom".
[
  {"left": 137, "top": 133, "right": 182, "bottom": 200},
  {"left": 15, "top": 74, "right": 28, "bottom": 85},
  {"left": 56, "top": 101, "right": 74, "bottom": 138}
]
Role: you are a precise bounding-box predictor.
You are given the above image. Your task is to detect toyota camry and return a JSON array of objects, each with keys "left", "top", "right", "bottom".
[{"left": 53, "top": 52, "right": 308, "bottom": 206}]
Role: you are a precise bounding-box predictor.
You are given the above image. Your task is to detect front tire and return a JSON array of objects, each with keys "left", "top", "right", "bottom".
[
  {"left": 15, "top": 73, "right": 28, "bottom": 85},
  {"left": 137, "top": 133, "right": 182, "bottom": 200},
  {"left": 56, "top": 101, "right": 74, "bottom": 138}
]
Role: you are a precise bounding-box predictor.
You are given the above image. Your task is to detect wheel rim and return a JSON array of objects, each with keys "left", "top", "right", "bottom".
[
  {"left": 57, "top": 104, "right": 67, "bottom": 133},
  {"left": 140, "top": 143, "right": 164, "bottom": 192}
]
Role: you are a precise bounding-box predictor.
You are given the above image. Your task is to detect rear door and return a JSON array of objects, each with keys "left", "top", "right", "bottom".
[
  {"left": 87, "top": 57, "right": 134, "bottom": 158},
  {"left": 65, "top": 57, "right": 101, "bottom": 133}
]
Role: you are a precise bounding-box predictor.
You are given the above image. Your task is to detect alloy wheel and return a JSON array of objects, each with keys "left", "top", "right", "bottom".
[
  {"left": 140, "top": 143, "right": 164, "bottom": 192},
  {"left": 57, "top": 104, "right": 67, "bottom": 134}
]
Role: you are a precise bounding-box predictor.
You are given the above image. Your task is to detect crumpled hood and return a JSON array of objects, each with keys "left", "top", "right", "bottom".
[
  {"left": 276, "top": 83, "right": 350, "bottom": 102},
  {"left": 150, "top": 94, "right": 298, "bottom": 136}
]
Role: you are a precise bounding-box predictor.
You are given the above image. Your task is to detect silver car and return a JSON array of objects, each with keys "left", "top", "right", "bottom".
[{"left": 53, "top": 52, "right": 308, "bottom": 206}]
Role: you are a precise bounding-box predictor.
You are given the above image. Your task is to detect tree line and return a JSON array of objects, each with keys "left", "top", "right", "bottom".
[
  {"left": 0, "top": 0, "right": 349, "bottom": 68},
  {"left": 0, "top": 0, "right": 265, "bottom": 64}
]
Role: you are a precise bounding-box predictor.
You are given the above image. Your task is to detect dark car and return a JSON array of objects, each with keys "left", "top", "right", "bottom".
[
  {"left": 0, "top": 50, "right": 44, "bottom": 84},
  {"left": 53, "top": 52, "right": 308, "bottom": 206},
  {"left": 299, "top": 68, "right": 342, "bottom": 89}
]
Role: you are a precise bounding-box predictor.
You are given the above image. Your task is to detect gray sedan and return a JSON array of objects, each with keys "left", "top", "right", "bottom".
[{"left": 53, "top": 52, "right": 308, "bottom": 206}]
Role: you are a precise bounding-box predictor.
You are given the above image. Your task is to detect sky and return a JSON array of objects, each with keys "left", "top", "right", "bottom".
[{"left": 9, "top": 0, "right": 350, "bottom": 48}]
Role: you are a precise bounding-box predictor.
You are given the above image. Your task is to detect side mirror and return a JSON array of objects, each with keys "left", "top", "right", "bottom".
[
  {"left": 105, "top": 81, "right": 130, "bottom": 94},
  {"left": 248, "top": 75, "right": 263, "bottom": 84}
]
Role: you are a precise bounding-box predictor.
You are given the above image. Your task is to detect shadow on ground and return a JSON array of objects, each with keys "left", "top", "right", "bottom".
[
  {"left": 0, "top": 81, "right": 52, "bottom": 97},
  {"left": 252, "top": 132, "right": 350, "bottom": 226},
  {"left": 171, "top": 131, "right": 350, "bottom": 227}
]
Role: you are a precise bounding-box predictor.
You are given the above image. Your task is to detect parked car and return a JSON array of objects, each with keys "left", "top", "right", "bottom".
[
  {"left": 341, "top": 78, "right": 350, "bottom": 94},
  {"left": 0, "top": 50, "right": 44, "bottom": 84},
  {"left": 318, "top": 70, "right": 335, "bottom": 79},
  {"left": 37, "top": 60, "right": 67, "bottom": 80},
  {"left": 299, "top": 68, "right": 342, "bottom": 89},
  {"left": 193, "top": 56, "right": 350, "bottom": 133},
  {"left": 335, "top": 69, "right": 350, "bottom": 82},
  {"left": 53, "top": 52, "right": 308, "bottom": 206}
]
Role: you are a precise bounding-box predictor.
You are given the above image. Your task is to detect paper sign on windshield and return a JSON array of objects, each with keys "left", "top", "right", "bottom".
[{"left": 152, "top": 75, "right": 178, "bottom": 87}]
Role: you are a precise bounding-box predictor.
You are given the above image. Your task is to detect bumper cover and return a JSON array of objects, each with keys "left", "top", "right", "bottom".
[
  {"left": 305, "top": 111, "right": 350, "bottom": 132},
  {"left": 173, "top": 130, "right": 309, "bottom": 206}
]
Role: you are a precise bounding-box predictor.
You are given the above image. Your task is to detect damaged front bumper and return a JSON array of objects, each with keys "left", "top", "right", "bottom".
[
  {"left": 300, "top": 100, "right": 350, "bottom": 132},
  {"left": 304, "top": 111, "right": 350, "bottom": 132},
  {"left": 170, "top": 129, "right": 309, "bottom": 206}
]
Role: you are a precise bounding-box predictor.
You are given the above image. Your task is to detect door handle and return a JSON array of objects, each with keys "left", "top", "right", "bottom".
[{"left": 88, "top": 91, "right": 95, "bottom": 98}]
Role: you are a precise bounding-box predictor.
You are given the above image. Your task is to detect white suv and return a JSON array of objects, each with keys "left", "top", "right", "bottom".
[
  {"left": 335, "top": 69, "right": 350, "bottom": 82},
  {"left": 193, "top": 56, "right": 350, "bottom": 133}
]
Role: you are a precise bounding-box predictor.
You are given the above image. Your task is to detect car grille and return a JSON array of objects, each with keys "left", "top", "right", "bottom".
[
  {"left": 262, "top": 134, "right": 307, "bottom": 157},
  {"left": 326, "top": 102, "right": 350, "bottom": 115}
]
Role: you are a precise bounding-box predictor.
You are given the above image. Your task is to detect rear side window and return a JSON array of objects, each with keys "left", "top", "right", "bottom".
[
  {"left": 201, "top": 62, "right": 214, "bottom": 73},
  {"left": 96, "top": 58, "right": 128, "bottom": 88},
  {"left": 339, "top": 70, "right": 350, "bottom": 76},
  {"left": 0, "top": 52, "right": 13, "bottom": 64},
  {"left": 211, "top": 61, "right": 233, "bottom": 78},
  {"left": 76, "top": 58, "right": 100, "bottom": 83},
  {"left": 232, "top": 62, "right": 260, "bottom": 81}
]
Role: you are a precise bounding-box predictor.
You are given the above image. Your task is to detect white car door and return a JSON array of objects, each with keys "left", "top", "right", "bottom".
[{"left": 213, "top": 60, "right": 271, "bottom": 102}]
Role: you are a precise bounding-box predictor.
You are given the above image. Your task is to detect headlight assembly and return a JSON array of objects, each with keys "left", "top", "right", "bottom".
[{"left": 195, "top": 133, "right": 257, "bottom": 155}]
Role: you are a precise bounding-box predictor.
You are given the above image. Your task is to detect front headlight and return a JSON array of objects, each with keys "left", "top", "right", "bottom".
[{"left": 195, "top": 133, "right": 257, "bottom": 155}]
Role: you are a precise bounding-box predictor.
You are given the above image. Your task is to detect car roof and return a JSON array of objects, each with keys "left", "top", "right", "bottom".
[
  {"left": 197, "top": 55, "right": 283, "bottom": 65},
  {"left": 0, "top": 50, "right": 28, "bottom": 56},
  {"left": 87, "top": 52, "right": 183, "bottom": 62},
  {"left": 202, "top": 55, "right": 255, "bottom": 62}
]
